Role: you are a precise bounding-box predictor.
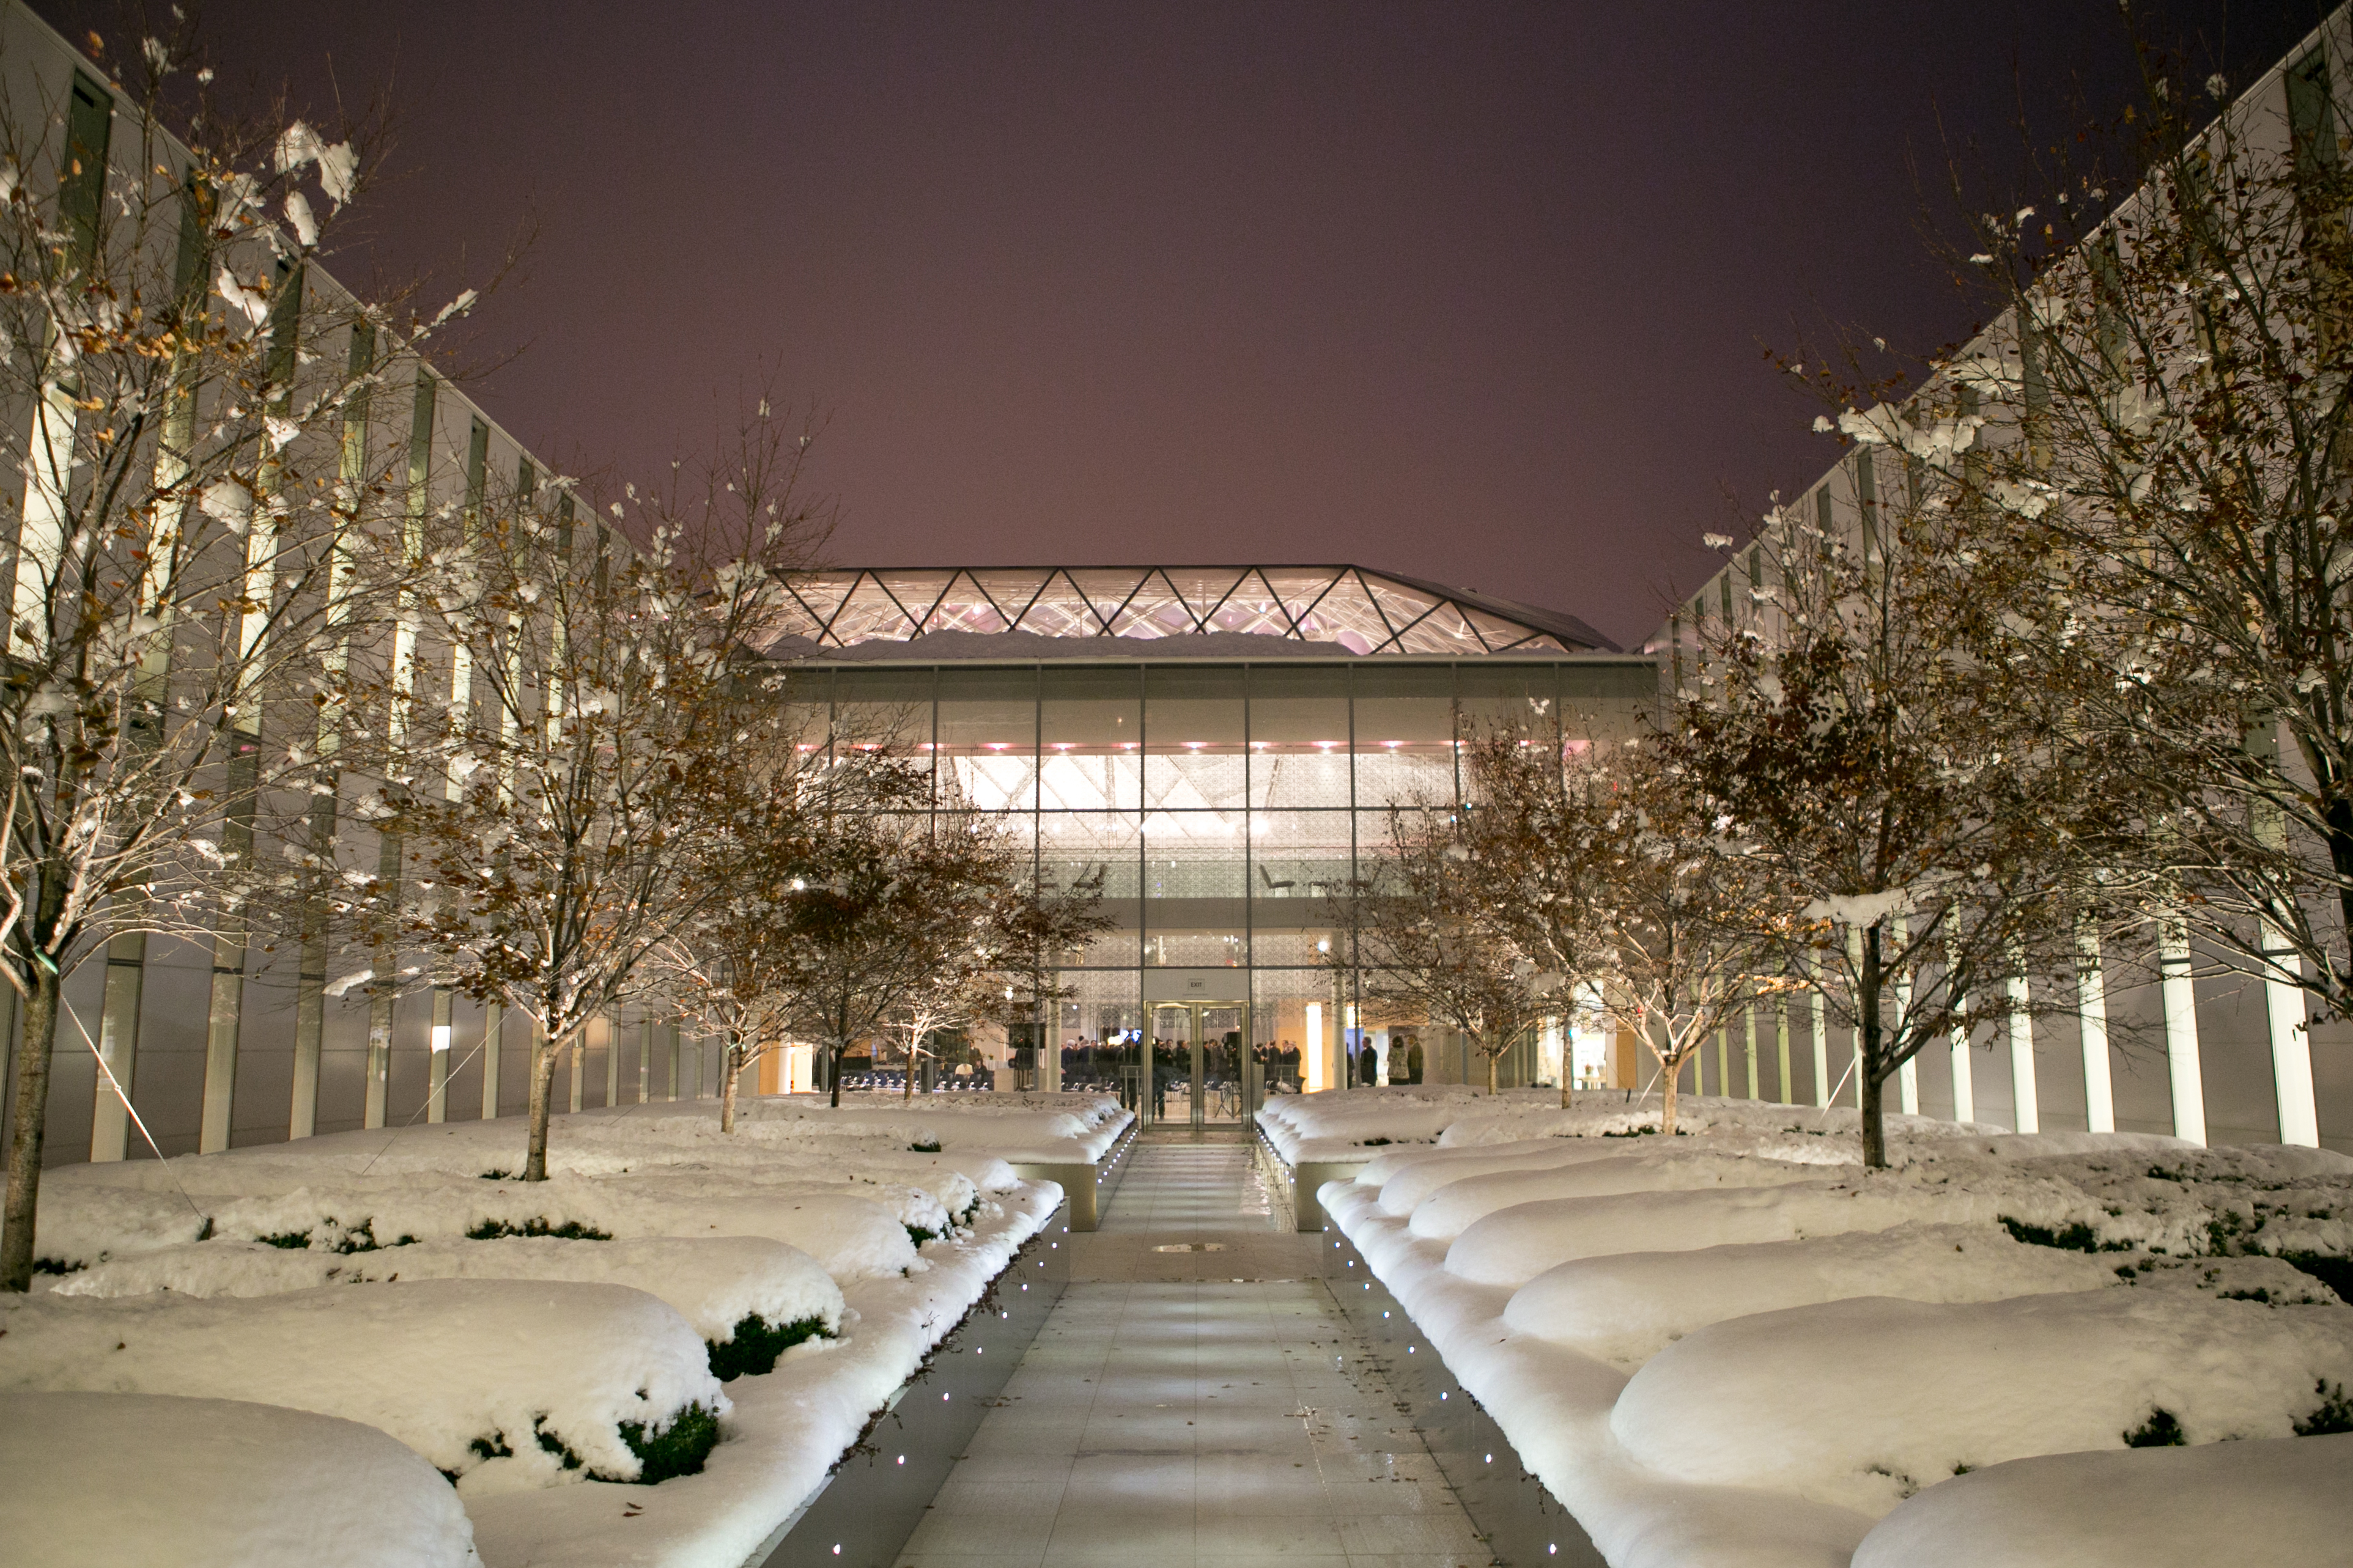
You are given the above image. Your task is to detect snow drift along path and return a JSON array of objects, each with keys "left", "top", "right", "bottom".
[
  {"left": 463, "top": 1181, "right": 1061, "bottom": 1568},
  {"left": 1312, "top": 1094, "right": 2353, "bottom": 1568}
]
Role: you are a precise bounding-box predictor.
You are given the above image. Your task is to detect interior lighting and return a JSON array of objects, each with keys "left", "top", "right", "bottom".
[{"left": 430, "top": 1024, "right": 451, "bottom": 1055}]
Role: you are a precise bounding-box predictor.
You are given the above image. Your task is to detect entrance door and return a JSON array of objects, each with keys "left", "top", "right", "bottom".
[{"left": 1150, "top": 1001, "right": 1249, "bottom": 1129}]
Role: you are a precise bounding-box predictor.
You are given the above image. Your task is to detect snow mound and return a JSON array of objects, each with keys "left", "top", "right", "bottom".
[
  {"left": 1502, "top": 1221, "right": 2120, "bottom": 1366},
  {"left": 1851, "top": 1431, "right": 2353, "bottom": 1568},
  {"left": 1445, "top": 1177, "right": 1975, "bottom": 1287},
  {"left": 37, "top": 1169, "right": 924, "bottom": 1283},
  {"left": 1408, "top": 1150, "right": 1827, "bottom": 1242},
  {"left": 0, "top": 1278, "right": 726, "bottom": 1495},
  {"left": 1610, "top": 1289, "right": 2353, "bottom": 1515},
  {"left": 0, "top": 1391, "right": 483, "bottom": 1568},
  {"left": 54, "top": 1234, "right": 843, "bottom": 1344}
]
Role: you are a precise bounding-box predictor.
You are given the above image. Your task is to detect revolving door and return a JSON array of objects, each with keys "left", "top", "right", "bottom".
[{"left": 1148, "top": 1001, "right": 1255, "bottom": 1130}]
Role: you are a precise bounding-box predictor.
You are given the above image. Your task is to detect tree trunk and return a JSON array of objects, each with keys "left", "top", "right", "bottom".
[
  {"left": 1, "top": 962, "right": 64, "bottom": 1292},
  {"left": 523, "top": 1023, "right": 571, "bottom": 1182},
  {"left": 904, "top": 1031, "right": 917, "bottom": 1100},
  {"left": 1485, "top": 1044, "right": 1498, "bottom": 1096},
  {"left": 1658, "top": 1049, "right": 1679, "bottom": 1136},
  {"left": 720, "top": 1032, "right": 742, "bottom": 1133},
  {"left": 828, "top": 1039, "right": 843, "bottom": 1109},
  {"left": 1860, "top": 923, "right": 1888, "bottom": 1169}
]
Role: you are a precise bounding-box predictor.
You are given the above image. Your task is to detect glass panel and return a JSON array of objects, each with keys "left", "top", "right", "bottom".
[
  {"left": 1145, "top": 666, "right": 1246, "bottom": 811},
  {"left": 1054, "top": 970, "right": 1142, "bottom": 1095},
  {"left": 1266, "top": 569, "right": 1339, "bottom": 625},
  {"left": 921, "top": 570, "right": 1008, "bottom": 635},
  {"left": 1165, "top": 567, "right": 1244, "bottom": 624},
  {"left": 1207, "top": 569, "right": 1296, "bottom": 638},
  {"left": 1352, "top": 665, "right": 1456, "bottom": 806},
  {"left": 829, "top": 666, "right": 933, "bottom": 765},
  {"left": 937, "top": 668, "right": 1036, "bottom": 811},
  {"left": 1361, "top": 574, "right": 1442, "bottom": 636},
  {"left": 826, "top": 576, "right": 918, "bottom": 644},
  {"left": 1018, "top": 594, "right": 1103, "bottom": 640},
  {"left": 1066, "top": 568, "right": 1145, "bottom": 629},
  {"left": 780, "top": 574, "right": 854, "bottom": 638},
  {"left": 876, "top": 572, "right": 952, "bottom": 631},
  {"left": 1249, "top": 809, "right": 1353, "bottom": 908},
  {"left": 1561, "top": 661, "right": 1660, "bottom": 744},
  {"left": 972, "top": 570, "right": 1051, "bottom": 625},
  {"left": 1041, "top": 667, "right": 1141, "bottom": 811},
  {"left": 1392, "top": 602, "right": 1487, "bottom": 656},
  {"left": 1040, "top": 812, "right": 1139, "bottom": 967},
  {"left": 1142, "top": 808, "right": 1246, "bottom": 968},
  {"left": 1461, "top": 606, "right": 1541, "bottom": 650},
  {"left": 1111, "top": 571, "right": 1199, "bottom": 639},
  {"left": 1455, "top": 666, "right": 1559, "bottom": 748},
  {"left": 1290, "top": 572, "right": 1389, "bottom": 654},
  {"left": 1247, "top": 666, "right": 1351, "bottom": 808}
]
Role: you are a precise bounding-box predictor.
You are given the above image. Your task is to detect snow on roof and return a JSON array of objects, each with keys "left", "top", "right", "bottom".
[{"left": 756, "top": 565, "right": 1617, "bottom": 658}]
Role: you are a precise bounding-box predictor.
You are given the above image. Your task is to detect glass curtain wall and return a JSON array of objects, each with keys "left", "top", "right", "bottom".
[{"left": 807, "top": 659, "right": 1653, "bottom": 1092}]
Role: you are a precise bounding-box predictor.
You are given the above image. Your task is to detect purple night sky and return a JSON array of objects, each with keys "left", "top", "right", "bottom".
[{"left": 42, "top": 2, "right": 2321, "bottom": 648}]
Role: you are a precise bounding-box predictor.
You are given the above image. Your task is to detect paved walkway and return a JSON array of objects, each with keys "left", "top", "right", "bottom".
[{"left": 894, "top": 1135, "right": 1493, "bottom": 1568}]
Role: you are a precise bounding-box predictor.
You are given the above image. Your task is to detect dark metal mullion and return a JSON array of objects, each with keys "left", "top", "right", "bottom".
[
  {"left": 1347, "top": 661, "right": 1360, "bottom": 1068},
  {"left": 1243, "top": 664, "right": 1254, "bottom": 1008},
  {"left": 1030, "top": 662, "right": 1043, "bottom": 1082}
]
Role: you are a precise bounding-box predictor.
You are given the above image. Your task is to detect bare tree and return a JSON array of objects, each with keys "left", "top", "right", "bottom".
[
  {"left": 1564, "top": 742, "right": 1794, "bottom": 1135},
  {"left": 348, "top": 399, "right": 831, "bottom": 1180},
  {"left": 0, "top": 33, "right": 445, "bottom": 1290},
  {"left": 655, "top": 720, "right": 914, "bottom": 1130},
  {"left": 1942, "top": 37, "right": 2353, "bottom": 1043},
  {"left": 1458, "top": 725, "right": 1628, "bottom": 1106},
  {"left": 1340, "top": 798, "right": 1555, "bottom": 1097},
  {"left": 1664, "top": 405, "right": 2134, "bottom": 1165},
  {"left": 761, "top": 799, "right": 1029, "bottom": 1110}
]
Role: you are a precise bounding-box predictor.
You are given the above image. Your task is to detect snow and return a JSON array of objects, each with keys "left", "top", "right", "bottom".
[
  {"left": 1611, "top": 1289, "right": 2353, "bottom": 1514},
  {"left": 0, "top": 1278, "right": 725, "bottom": 1494},
  {"left": 741, "top": 1091, "right": 1132, "bottom": 1162},
  {"left": 1306, "top": 1086, "right": 2353, "bottom": 1568},
  {"left": 53, "top": 1234, "right": 843, "bottom": 1345},
  {"left": 1850, "top": 1432, "right": 2353, "bottom": 1568},
  {"left": 18, "top": 1097, "right": 1071, "bottom": 1564},
  {"left": 464, "top": 1183, "right": 1062, "bottom": 1568},
  {"left": 1260, "top": 1084, "right": 1995, "bottom": 1163},
  {"left": 1501, "top": 1222, "right": 2115, "bottom": 1367},
  {"left": 1406, "top": 1150, "right": 1827, "bottom": 1242},
  {"left": 0, "top": 1391, "right": 483, "bottom": 1568}
]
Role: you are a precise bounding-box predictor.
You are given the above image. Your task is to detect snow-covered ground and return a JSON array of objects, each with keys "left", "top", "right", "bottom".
[
  {"left": 1298, "top": 1089, "right": 2353, "bottom": 1568},
  {"left": 2, "top": 1094, "right": 1109, "bottom": 1567}
]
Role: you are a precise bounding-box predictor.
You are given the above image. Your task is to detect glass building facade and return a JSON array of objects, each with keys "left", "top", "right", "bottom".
[{"left": 766, "top": 571, "right": 1657, "bottom": 1111}]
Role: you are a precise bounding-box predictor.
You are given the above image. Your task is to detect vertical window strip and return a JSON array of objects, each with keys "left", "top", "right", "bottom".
[{"left": 61, "top": 73, "right": 112, "bottom": 269}]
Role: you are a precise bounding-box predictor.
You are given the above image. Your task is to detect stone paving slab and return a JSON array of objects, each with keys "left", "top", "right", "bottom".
[{"left": 895, "top": 1143, "right": 1494, "bottom": 1568}]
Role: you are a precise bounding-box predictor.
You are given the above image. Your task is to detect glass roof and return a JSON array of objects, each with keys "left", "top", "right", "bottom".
[{"left": 762, "top": 566, "right": 1612, "bottom": 657}]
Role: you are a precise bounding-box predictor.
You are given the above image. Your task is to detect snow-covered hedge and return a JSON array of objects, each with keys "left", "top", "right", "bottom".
[
  {"left": 1850, "top": 1430, "right": 2353, "bottom": 1568},
  {"left": 1612, "top": 1289, "right": 2353, "bottom": 1513},
  {"left": 0, "top": 1391, "right": 484, "bottom": 1568},
  {"left": 1259, "top": 1085, "right": 1992, "bottom": 1163},
  {"left": 0, "top": 1279, "right": 726, "bottom": 1496},
  {"left": 1315, "top": 1094, "right": 2353, "bottom": 1568},
  {"left": 53, "top": 1234, "right": 843, "bottom": 1372},
  {"left": 34, "top": 1168, "right": 929, "bottom": 1281}
]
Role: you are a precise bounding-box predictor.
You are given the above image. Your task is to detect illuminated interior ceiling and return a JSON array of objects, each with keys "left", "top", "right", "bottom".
[{"left": 757, "top": 565, "right": 1614, "bottom": 657}]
